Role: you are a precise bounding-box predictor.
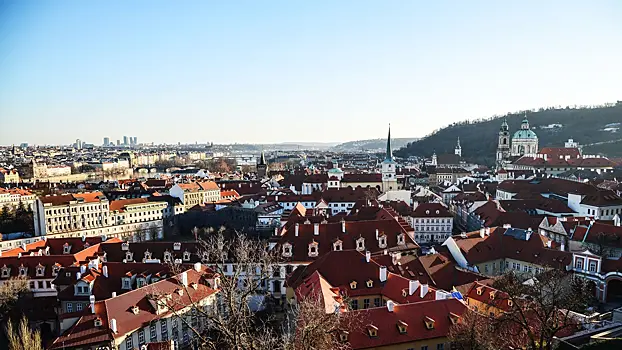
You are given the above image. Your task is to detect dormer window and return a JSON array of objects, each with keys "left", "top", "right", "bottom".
[
  {"left": 36, "top": 265, "right": 45, "bottom": 277},
  {"left": 163, "top": 251, "right": 172, "bottom": 263},
  {"left": 18, "top": 266, "right": 27, "bottom": 277},
  {"left": 508, "top": 300, "right": 513, "bottom": 307},
  {"left": 63, "top": 244, "right": 72, "bottom": 254},
  {"left": 424, "top": 316, "right": 435, "bottom": 330},
  {"left": 173, "top": 242, "right": 181, "bottom": 251},
  {"left": 333, "top": 240, "right": 343, "bottom": 251},
  {"left": 183, "top": 251, "right": 191, "bottom": 261},
  {"left": 282, "top": 243, "right": 292, "bottom": 257},
  {"left": 75, "top": 281, "right": 90, "bottom": 295},
  {"left": 94, "top": 317, "right": 103, "bottom": 327},
  {"left": 131, "top": 306, "right": 140, "bottom": 315},
  {"left": 122, "top": 278, "right": 132, "bottom": 290},
  {"left": 356, "top": 237, "right": 365, "bottom": 251},
  {"left": 308, "top": 241, "right": 319, "bottom": 257},
  {"left": 52, "top": 265, "right": 60, "bottom": 276},
  {"left": 476, "top": 287, "right": 483, "bottom": 296},
  {"left": 402, "top": 289, "right": 408, "bottom": 298},
  {"left": 367, "top": 325, "right": 378, "bottom": 338},
  {"left": 339, "top": 331, "right": 349, "bottom": 342},
  {"left": 397, "top": 320, "right": 408, "bottom": 334},
  {"left": 136, "top": 278, "right": 146, "bottom": 288},
  {"left": 201, "top": 252, "right": 209, "bottom": 262},
  {"left": 350, "top": 281, "right": 357, "bottom": 290},
  {"left": 125, "top": 251, "right": 134, "bottom": 262},
  {"left": 397, "top": 233, "right": 405, "bottom": 245},
  {"left": 121, "top": 242, "right": 129, "bottom": 251},
  {"left": 144, "top": 250, "right": 152, "bottom": 260},
  {"left": 489, "top": 291, "right": 495, "bottom": 300},
  {"left": 366, "top": 280, "right": 373, "bottom": 288},
  {"left": 1, "top": 265, "right": 10, "bottom": 278},
  {"left": 378, "top": 235, "right": 387, "bottom": 249},
  {"left": 176, "top": 288, "right": 184, "bottom": 296},
  {"left": 448, "top": 312, "right": 460, "bottom": 325}
]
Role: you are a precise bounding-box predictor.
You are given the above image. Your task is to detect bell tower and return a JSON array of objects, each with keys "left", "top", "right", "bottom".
[
  {"left": 381, "top": 124, "right": 397, "bottom": 192},
  {"left": 496, "top": 118, "right": 510, "bottom": 166}
]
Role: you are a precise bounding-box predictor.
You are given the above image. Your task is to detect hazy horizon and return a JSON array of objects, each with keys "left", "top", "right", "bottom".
[{"left": 1, "top": 0, "right": 621, "bottom": 145}]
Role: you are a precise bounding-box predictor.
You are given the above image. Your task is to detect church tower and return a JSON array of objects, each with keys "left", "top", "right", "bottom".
[
  {"left": 496, "top": 118, "right": 510, "bottom": 166},
  {"left": 257, "top": 151, "right": 267, "bottom": 178},
  {"left": 381, "top": 125, "right": 398, "bottom": 192},
  {"left": 454, "top": 137, "right": 462, "bottom": 157}
]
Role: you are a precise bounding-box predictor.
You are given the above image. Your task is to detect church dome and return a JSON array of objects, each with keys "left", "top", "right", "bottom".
[
  {"left": 328, "top": 167, "right": 343, "bottom": 174},
  {"left": 512, "top": 129, "right": 538, "bottom": 140}
]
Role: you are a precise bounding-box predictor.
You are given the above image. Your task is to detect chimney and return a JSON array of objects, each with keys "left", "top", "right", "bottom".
[
  {"left": 181, "top": 271, "right": 188, "bottom": 287},
  {"left": 112, "top": 292, "right": 117, "bottom": 298},
  {"left": 274, "top": 226, "right": 279, "bottom": 236},
  {"left": 386, "top": 300, "right": 395, "bottom": 312},
  {"left": 379, "top": 266, "right": 387, "bottom": 282},
  {"left": 342, "top": 221, "right": 346, "bottom": 233},
  {"left": 479, "top": 228, "right": 485, "bottom": 238},
  {"left": 375, "top": 229, "right": 379, "bottom": 239},
  {"left": 76, "top": 272, "right": 82, "bottom": 280},
  {"left": 546, "top": 240, "right": 552, "bottom": 248},
  {"left": 194, "top": 262, "right": 202, "bottom": 272},
  {"left": 420, "top": 284, "right": 429, "bottom": 298},
  {"left": 365, "top": 251, "right": 371, "bottom": 263},
  {"left": 110, "top": 318, "right": 117, "bottom": 333},
  {"left": 526, "top": 228, "right": 533, "bottom": 241},
  {"left": 314, "top": 223, "right": 319, "bottom": 236},
  {"left": 560, "top": 241, "right": 565, "bottom": 252},
  {"left": 102, "top": 265, "right": 108, "bottom": 278},
  {"left": 21, "top": 243, "right": 27, "bottom": 251},
  {"left": 80, "top": 265, "right": 87, "bottom": 274},
  {"left": 485, "top": 227, "right": 491, "bottom": 236},
  {"left": 295, "top": 223, "right": 299, "bottom": 237},
  {"left": 409, "top": 280, "right": 420, "bottom": 295},
  {"left": 90, "top": 295, "right": 96, "bottom": 313}
]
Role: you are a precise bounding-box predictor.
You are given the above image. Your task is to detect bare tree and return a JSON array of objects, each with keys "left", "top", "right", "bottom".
[
  {"left": 584, "top": 231, "right": 620, "bottom": 258},
  {"left": 6, "top": 316, "right": 42, "bottom": 350},
  {"left": 452, "top": 269, "right": 591, "bottom": 350},
  {"left": 0, "top": 277, "right": 30, "bottom": 315}
]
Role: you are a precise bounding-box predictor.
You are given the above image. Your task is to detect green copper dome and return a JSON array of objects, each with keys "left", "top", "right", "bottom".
[{"left": 512, "top": 129, "right": 538, "bottom": 139}]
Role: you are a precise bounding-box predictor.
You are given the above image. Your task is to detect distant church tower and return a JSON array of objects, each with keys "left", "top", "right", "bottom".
[
  {"left": 257, "top": 151, "right": 267, "bottom": 178},
  {"left": 496, "top": 118, "right": 510, "bottom": 166},
  {"left": 381, "top": 125, "right": 398, "bottom": 192},
  {"left": 454, "top": 137, "right": 462, "bottom": 157}
]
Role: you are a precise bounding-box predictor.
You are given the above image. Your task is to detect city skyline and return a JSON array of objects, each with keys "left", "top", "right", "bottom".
[{"left": 1, "top": 0, "right": 621, "bottom": 145}]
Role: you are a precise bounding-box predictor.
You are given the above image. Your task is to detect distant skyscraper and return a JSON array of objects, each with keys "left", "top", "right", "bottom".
[
  {"left": 133, "top": 137, "right": 138, "bottom": 145},
  {"left": 123, "top": 136, "right": 129, "bottom": 145},
  {"left": 75, "top": 139, "right": 82, "bottom": 149},
  {"left": 116, "top": 139, "right": 121, "bottom": 146},
  {"left": 103, "top": 137, "right": 110, "bottom": 146}
]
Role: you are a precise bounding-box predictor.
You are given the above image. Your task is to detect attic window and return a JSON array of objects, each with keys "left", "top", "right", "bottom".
[
  {"left": 131, "top": 306, "right": 140, "bottom": 315},
  {"left": 1, "top": 266, "right": 9, "bottom": 278},
  {"left": 356, "top": 238, "right": 365, "bottom": 251},
  {"left": 163, "top": 251, "right": 172, "bottom": 263},
  {"left": 402, "top": 289, "right": 408, "bottom": 298},
  {"left": 508, "top": 300, "right": 513, "bottom": 307},
  {"left": 173, "top": 242, "right": 181, "bottom": 251},
  {"left": 476, "top": 287, "right": 483, "bottom": 296},
  {"left": 448, "top": 312, "right": 460, "bottom": 325},
  {"left": 333, "top": 240, "right": 343, "bottom": 251},
  {"left": 426, "top": 210, "right": 430, "bottom": 214},
  {"left": 52, "top": 265, "right": 60, "bottom": 276},
  {"left": 190, "top": 282, "right": 198, "bottom": 290},
  {"left": 282, "top": 244, "right": 292, "bottom": 257},
  {"left": 201, "top": 252, "right": 209, "bottom": 262},
  {"left": 63, "top": 244, "right": 72, "bottom": 254},
  {"left": 36, "top": 265, "right": 45, "bottom": 277},
  {"left": 397, "top": 320, "right": 408, "bottom": 334},
  {"left": 378, "top": 235, "right": 387, "bottom": 249},
  {"left": 144, "top": 250, "right": 152, "bottom": 260},
  {"left": 121, "top": 242, "right": 129, "bottom": 251},
  {"left": 308, "top": 242, "right": 319, "bottom": 257},
  {"left": 125, "top": 251, "right": 134, "bottom": 262},
  {"left": 350, "top": 281, "right": 357, "bottom": 290},
  {"left": 424, "top": 316, "right": 435, "bottom": 330},
  {"left": 489, "top": 291, "right": 495, "bottom": 300},
  {"left": 94, "top": 318, "right": 103, "bottom": 327},
  {"left": 183, "top": 251, "right": 191, "bottom": 261},
  {"left": 367, "top": 325, "right": 378, "bottom": 338},
  {"left": 436, "top": 210, "right": 440, "bottom": 214},
  {"left": 339, "top": 331, "right": 349, "bottom": 342},
  {"left": 18, "top": 266, "right": 27, "bottom": 277},
  {"left": 176, "top": 288, "right": 184, "bottom": 296},
  {"left": 366, "top": 280, "right": 373, "bottom": 288}
]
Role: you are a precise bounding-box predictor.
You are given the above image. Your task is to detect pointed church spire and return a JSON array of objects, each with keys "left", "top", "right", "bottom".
[
  {"left": 259, "top": 150, "right": 266, "bottom": 166},
  {"left": 386, "top": 124, "right": 393, "bottom": 161}
]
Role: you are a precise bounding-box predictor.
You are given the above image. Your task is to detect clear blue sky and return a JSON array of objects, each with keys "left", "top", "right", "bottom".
[{"left": 1, "top": 0, "right": 621, "bottom": 146}]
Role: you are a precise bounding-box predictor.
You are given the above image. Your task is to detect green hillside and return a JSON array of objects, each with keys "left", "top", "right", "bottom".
[{"left": 395, "top": 102, "right": 622, "bottom": 165}]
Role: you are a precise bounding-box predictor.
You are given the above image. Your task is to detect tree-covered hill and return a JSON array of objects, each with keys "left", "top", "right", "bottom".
[{"left": 395, "top": 102, "right": 622, "bottom": 165}]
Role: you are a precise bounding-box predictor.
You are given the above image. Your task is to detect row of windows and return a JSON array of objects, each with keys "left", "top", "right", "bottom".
[
  {"left": 46, "top": 205, "right": 107, "bottom": 216},
  {"left": 414, "top": 218, "right": 451, "bottom": 224},
  {"left": 586, "top": 207, "right": 622, "bottom": 216},
  {"left": 351, "top": 297, "right": 383, "bottom": 310},
  {"left": 415, "top": 226, "right": 451, "bottom": 232}
]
